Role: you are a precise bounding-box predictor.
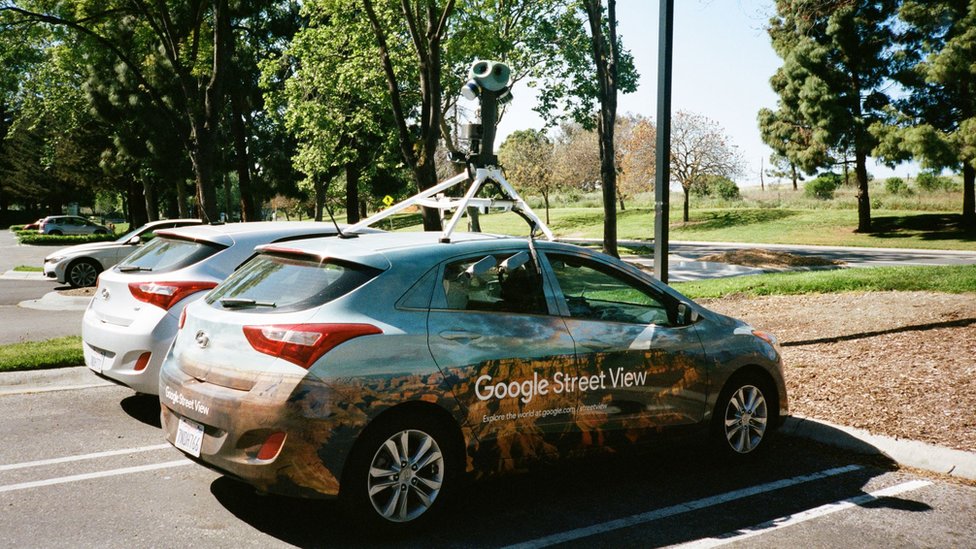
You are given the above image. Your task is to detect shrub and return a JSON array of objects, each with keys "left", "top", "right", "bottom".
[
  {"left": 17, "top": 233, "right": 116, "bottom": 246},
  {"left": 705, "top": 176, "right": 741, "bottom": 200},
  {"left": 885, "top": 177, "right": 912, "bottom": 196},
  {"left": 916, "top": 171, "right": 957, "bottom": 192},
  {"left": 804, "top": 173, "right": 840, "bottom": 200},
  {"left": 8, "top": 224, "right": 26, "bottom": 232}
]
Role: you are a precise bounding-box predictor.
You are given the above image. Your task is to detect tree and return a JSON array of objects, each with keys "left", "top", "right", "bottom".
[
  {"left": 871, "top": 1, "right": 976, "bottom": 227},
  {"left": 670, "top": 111, "right": 743, "bottom": 223},
  {"left": 767, "top": 0, "right": 897, "bottom": 232},
  {"left": 551, "top": 122, "right": 601, "bottom": 193},
  {"left": 765, "top": 152, "right": 805, "bottom": 190},
  {"left": 498, "top": 129, "right": 557, "bottom": 223},
  {"left": 616, "top": 113, "right": 655, "bottom": 210}
]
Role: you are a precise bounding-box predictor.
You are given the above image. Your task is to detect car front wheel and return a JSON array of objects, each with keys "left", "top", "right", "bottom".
[
  {"left": 67, "top": 259, "right": 101, "bottom": 287},
  {"left": 713, "top": 375, "right": 773, "bottom": 457},
  {"left": 342, "top": 412, "right": 456, "bottom": 532}
]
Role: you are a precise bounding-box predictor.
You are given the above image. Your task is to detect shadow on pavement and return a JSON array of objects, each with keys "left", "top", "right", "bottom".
[
  {"left": 120, "top": 393, "right": 162, "bottom": 428},
  {"left": 209, "top": 436, "right": 903, "bottom": 548}
]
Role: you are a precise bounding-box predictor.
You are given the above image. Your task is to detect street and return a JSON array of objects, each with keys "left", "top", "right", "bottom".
[{"left": 1, "top": 383, "right": 974, "bottom": 548}]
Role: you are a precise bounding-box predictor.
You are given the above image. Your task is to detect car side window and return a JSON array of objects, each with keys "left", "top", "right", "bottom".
[
  {"left": 440, "top": 252, "right": 547, "bottom": 315},
  {"left": 547, "top": 254, "right": 675, "bottom": 326}
]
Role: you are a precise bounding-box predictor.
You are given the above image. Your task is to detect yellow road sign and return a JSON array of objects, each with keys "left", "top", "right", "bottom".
[{"left": 383, "top": 195, "right": 394, "bottom": 207}]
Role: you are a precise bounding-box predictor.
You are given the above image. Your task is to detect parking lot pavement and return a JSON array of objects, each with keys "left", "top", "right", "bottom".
[{"left": 1, "top": 384, "right": 974, "bottom": 548}]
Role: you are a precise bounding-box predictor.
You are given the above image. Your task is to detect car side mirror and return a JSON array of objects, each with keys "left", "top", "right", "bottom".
[
  {"left": 677, "top": 302, "right": 699, "bottom": 325},
  {"left": 127, "top": 236, "right": 141, "bottom": 245}
]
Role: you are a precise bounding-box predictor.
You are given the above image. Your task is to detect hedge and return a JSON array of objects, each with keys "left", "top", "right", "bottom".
[{"left": 16, "top": 233, "right": 117, "bottom": 246}]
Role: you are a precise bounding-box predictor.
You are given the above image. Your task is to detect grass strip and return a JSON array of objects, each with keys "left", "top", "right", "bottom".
[
  {"left": 0, "top": 336, "right": 84, "bottom": 372},
  {"left": 13, "top": 265, "right": 42, "bottom": 272},
  {"left": 672, "top": 264, "right": 976, "bottom": 299}
]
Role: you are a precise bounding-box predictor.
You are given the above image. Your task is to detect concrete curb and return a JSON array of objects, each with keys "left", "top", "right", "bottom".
[
  {"left": 1, "top": 270, "right": 47, "bottom": 280},
  {"left": 18, "top": 291, "right": 91, "bottom": 311},
  {"left": 781, "top": 415, "right": 976, "bottom": 481},
  {"left": 0, "top": 365, "right": 112, "bottom": 396}
]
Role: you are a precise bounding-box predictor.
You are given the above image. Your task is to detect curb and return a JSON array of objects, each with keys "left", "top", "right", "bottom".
[
  {"left": 0, "top": 365, "right": 112, "bottom": 396},
  {"left": 18, "top": 291, "right": 91, "bottom": 311},
  {"left": 1, "top": 270, "right": 47, "bottom": 280},
  {"left": 781, "top": 415, "right": 976, "bottom": 481}
]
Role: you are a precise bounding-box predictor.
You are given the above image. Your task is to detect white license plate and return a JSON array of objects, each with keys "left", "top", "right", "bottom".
[
  {"left": 89, "top": 349, "right": 105, "bottom": 373},
  {"left": 175, "top": 417, "right": 204, "bottom": 457}
]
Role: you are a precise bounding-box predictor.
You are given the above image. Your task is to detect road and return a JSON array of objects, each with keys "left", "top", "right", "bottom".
[{"left": 0, "top": 383, "right": 973, "bottom": 548}]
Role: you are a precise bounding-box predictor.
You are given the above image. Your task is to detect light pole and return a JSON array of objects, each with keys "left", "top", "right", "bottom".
[{"left": 653, "top": 0, "right": 674, "bottom": 283}]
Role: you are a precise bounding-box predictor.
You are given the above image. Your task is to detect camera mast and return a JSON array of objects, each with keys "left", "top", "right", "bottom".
[{"left": 345, "top": 60, "right": 554, "bottom": 243}]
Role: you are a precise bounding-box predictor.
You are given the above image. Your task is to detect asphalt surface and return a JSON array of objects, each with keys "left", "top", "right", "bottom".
[{"left": 0, "top": 383, "right": 974, "bottom": 548}]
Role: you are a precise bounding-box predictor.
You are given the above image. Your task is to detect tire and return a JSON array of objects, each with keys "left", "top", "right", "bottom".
[
  {"left": 712, "top": 373, "right": 774, "bottom": 458},
  {"left": 67, "top": 258, "right": 101, "bottom": 288},
  {"left": 94, "top": 229, "right": 107, "bottom": 235},
  {"left": 340, "top": 411, "right": 457, "bottom": 532}
]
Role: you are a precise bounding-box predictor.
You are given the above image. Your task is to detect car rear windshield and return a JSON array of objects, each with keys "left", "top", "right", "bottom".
[
  {"left": 116, "top": 236, "right": 224, "bottom": 274},
  {"left": 205, "top": 253, "right": 381, "bottom": 313}
]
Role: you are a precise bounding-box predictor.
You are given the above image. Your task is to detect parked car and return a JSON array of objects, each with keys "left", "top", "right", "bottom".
[
  {"left": 83, "top": 222, "right": 362, "bottom": 395},
  {"left": 23, "top": 218, "right": 44, "bottom": 231},
  {"left": 43, "top": 219, "right": 202, "bottom": 287},
  {"left": 159, "top": 231, "right": 788, "bottom": 531},
  {"left": 38, "top": 215, "right": 111, "bottom": 235}
]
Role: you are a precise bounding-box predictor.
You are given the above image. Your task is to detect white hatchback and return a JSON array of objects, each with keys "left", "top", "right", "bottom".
[{"left": 82, "top": 222, "right": 350, "bottom": 394}]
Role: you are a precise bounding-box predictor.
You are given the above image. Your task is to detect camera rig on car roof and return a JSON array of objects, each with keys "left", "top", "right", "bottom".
[{"left": 345, "top": 60, "right": 554, "bottom": 244}]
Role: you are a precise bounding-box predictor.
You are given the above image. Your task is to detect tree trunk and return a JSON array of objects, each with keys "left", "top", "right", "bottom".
[
  {"left": 854, "top": 151, "right": 871, "bottom": 232},
  {"left": 346, "top": 163, "right": 361, "bottom": 224},
  {"left": 230, "top": 91, "right": 258, "bottom": 221},
  {"left": 467, "top": 207, "right": 481, "bottom": 232},
  {"left": 314, "top": 177, "right": 325, "bottom": 222},
  {"left": 543, "top": 191, "right": 551, "bottom": 225},
  {"left": 142, "top": 180, "right": 158, "bottom": 221},
  {"left": 127, "top": 180, "right": 148, "bottom": 227},
  {"left": 791, "top": 163, "right": 798, "bottom": 191},
  {"left": 223, "top": 174, "right": 233, "bottom": 222},
  {"left": 963, "top": 163, "right": 975, "bottom": 228},
  {"left": 683, "top": 187, "right": 690, "bottom": 223},
  {"left": 175, "top": 180, "right": 189, "bottom": 218}
]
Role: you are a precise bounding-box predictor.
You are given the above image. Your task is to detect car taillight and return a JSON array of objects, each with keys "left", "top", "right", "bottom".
[
  {"left": 242, "top": 323, "right": 382, "bottom": 369},
  {"left": 128, "top": 281, "right": 218, "bottom": 310},
  {"left": 256, "top": 432, "right": 287, "bottom": 461},
  {"left": 133, "top": 352, "right": 151, "bottom": 372}
]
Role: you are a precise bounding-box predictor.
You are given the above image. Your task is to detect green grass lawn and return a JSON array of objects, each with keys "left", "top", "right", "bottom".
[
  {"left": 0, "top": 336, "right": 84, "bottom": 372},
  {"left": 671, "top": 264, "right": 976, "bottom": 299},
  {"left": 418, "top": 207, "right": 976, "bottom": 251},
  {"left": 13, "top": 265, "right": 42, "bottom": 272}
]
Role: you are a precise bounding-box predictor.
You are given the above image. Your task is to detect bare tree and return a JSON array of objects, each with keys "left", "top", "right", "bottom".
[{"left": 671, "top": 111, "right": 744, "bottom": 222}]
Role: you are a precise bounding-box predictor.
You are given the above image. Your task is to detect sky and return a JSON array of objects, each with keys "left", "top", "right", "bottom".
[{"left": 494, "top": 0, "right": 915, "bottom": 187}]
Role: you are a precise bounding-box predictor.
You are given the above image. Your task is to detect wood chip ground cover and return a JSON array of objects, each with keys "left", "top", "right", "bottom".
[{"left": 701, "top": 291, "right": 976, "bottom": 452}]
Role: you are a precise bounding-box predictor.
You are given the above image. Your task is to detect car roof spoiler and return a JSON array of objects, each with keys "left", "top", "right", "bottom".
[{"left": 343, "top": 166, "right": 554, "bottom": 244}]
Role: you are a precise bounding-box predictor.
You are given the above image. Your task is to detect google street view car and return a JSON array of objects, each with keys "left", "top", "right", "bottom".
[{"left": 160, "top": 225, "right": 787, "bottom": 529}]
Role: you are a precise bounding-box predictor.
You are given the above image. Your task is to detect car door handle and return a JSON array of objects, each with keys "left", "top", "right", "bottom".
[
  {"left": 578, "top": 339, "right": 612, "bottom": 351},
  {"left": 439, "top": 330, "right": 483, "bottom": 342}
]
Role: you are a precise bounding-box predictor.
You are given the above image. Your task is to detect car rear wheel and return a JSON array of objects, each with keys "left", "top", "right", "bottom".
[
  {"left": 713, "top": 374, "right": 773, "bottom": 458},
  {"left": 341, "top": 412, "right": 456, "bottom": 532},
  {"left": 67, "top": 259, "right": 101, "bottom": 287}
]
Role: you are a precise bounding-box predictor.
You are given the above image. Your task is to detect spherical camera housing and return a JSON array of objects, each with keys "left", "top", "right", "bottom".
[{"left": 469, "top": 60, "right": 511, "bottom": 92}]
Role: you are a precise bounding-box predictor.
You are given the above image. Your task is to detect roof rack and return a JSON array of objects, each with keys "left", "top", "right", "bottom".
[{"left": 345, "top": 166, "right": 554, "bottom": 243}]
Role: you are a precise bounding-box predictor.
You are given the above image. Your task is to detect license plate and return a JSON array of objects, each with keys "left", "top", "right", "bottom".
[
  {"left": 175, "top": 417, "right": 204, "bottom": 457},
  {"left": 89, "top": 349, "right": 105, "bottom": 373}
]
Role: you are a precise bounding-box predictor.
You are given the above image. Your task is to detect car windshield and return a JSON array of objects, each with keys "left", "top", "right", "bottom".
[
  {"left": 206, "top": 253, "right": 381, "bottom": 313},
  {"left": 114, "top": 226, "right": 144, "bottom": 243},
  {"left": 117, "top": 235, "right": 224, "bottom": 274}
]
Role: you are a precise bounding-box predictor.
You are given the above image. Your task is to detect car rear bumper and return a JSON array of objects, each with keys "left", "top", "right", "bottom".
[
  {"left": 81, "top": 307, "right": 175, "bottom": 395},
  {"left": 159, "top": 363, "right": 351, "bottom": 499}
]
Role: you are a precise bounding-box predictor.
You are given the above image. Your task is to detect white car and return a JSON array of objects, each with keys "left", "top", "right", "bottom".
[
  {"left": 38, "top": 215, "right": 111, "bottom": 235},
  {"left": 82, "top": 222, "right": 355, "bottom": 395},
  {"left": 43, "top": 219, "right": 202, "bottom": 287}
]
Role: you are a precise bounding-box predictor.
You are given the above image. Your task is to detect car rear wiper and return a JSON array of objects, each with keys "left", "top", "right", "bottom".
[
  {"left": 219, "top": 298, "right": 277, "bottom": 309},
  {"left": 117, "top": 265, "right": 152, "bottom": 272}
]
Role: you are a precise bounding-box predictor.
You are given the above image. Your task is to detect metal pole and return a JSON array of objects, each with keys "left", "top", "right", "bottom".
[{"left": 653, "top": 0, "right": 674, "bottom": 283}]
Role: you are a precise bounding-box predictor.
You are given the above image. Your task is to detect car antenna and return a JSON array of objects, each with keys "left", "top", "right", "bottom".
[{"left": 323, "top": 198, "right": 355, "bottom": 239}]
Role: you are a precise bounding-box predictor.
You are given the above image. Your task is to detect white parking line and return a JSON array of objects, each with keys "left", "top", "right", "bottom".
[
  {"left": 672, "top": 479, "right": 933, "bottom": 548},
  {"left": 0, "top": 444, "right": 172, "bottom": 472},
  {"left": 0, "top": 460, "right": 192, "bottom": 494},
  {"left": 503, "top": 464, "right": 863, "bottom": 549}
]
